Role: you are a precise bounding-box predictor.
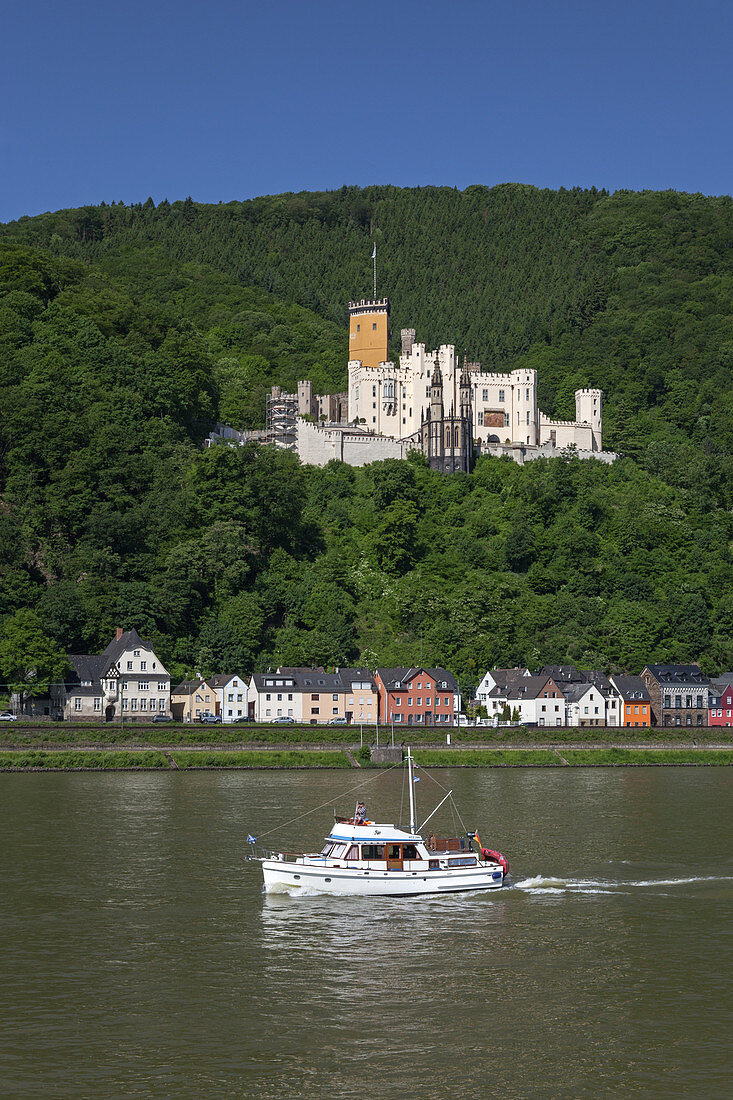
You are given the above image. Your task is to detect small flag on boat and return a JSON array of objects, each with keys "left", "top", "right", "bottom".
[{"left": 247, "top": 835, "right": 257, "bottom": 844}]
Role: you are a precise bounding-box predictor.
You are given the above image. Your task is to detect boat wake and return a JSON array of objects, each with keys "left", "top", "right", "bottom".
[{"left": 512, "top": 874, "right": 733, "bottom": 895}]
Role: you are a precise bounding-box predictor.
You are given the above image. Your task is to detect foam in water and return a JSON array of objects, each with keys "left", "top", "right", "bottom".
[{"left": 512, "top": 874, "right": 733, "bottom": 894}]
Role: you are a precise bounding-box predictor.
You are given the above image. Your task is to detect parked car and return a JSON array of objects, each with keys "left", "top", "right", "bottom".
[
  {"left": 198, "top": 714, "right": 222, "bottom": 724},
  {"left": 273, "top": 716, "right": 295, "bottom": 724},
  {"left": 152, "top": 714, "right": 175, "bottom": 723},
  {"left": 0, "top": 711, "right": 17, "bottom": 721},
  {"left": 234, "top": 715, "right": 253, "bottom": 723},
  {"left": 328, "top": 717, "right": 348, "bottom": 725}
]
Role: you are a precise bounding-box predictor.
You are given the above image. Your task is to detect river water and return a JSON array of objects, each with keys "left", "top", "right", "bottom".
[{"left": 1, "top": 767, "right": 731, "bottom": 1099}]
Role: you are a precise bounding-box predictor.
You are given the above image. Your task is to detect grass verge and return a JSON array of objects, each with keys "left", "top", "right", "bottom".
[{"left": 0, "top": 749, "right": 351, "bottom": 770}]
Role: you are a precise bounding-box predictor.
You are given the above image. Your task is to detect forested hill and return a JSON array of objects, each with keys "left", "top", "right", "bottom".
[
  {"left": 0, "top": 185, "right": 731, "bottom": 688},
  {"left": 5, "top": 184, "right": 733, "bottom": 475}
]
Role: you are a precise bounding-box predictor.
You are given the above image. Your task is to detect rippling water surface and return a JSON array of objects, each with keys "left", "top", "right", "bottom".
[{"left": 1, "top": 767, "right": 732, "bottom": 1098}]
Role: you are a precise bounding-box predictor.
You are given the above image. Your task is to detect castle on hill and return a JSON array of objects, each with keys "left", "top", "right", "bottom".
[{"left": 251, "top": 296, "right": 617, "bottom": 471}]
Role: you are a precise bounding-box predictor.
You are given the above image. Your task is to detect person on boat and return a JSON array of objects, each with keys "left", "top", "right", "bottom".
[{"left": 355, "top": 801, "right": 366, "bottom": 824}]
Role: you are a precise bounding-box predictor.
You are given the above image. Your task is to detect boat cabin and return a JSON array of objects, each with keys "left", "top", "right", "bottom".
[{"left": 298, "top": 820, "right": 483, "bottom": 872}]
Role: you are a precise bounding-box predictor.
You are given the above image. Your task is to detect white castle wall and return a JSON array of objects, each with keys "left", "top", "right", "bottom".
[{"left": 295, "top": 418, "right": 418, "bottom": 467}]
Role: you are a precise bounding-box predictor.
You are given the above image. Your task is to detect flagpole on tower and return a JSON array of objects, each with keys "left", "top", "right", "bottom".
[{"left": 372, "top": 243, "right": 377, "bottom": 298}]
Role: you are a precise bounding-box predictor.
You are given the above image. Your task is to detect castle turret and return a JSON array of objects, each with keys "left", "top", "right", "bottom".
[
  {"left": 575, "top": 388, "right": 603, "bottom": 450},
  {"left": 430, "top": 353, "right": 444, "bottom": 420},
  {"left": 460, "top": 355, "right": 472, "bottom": 421}
]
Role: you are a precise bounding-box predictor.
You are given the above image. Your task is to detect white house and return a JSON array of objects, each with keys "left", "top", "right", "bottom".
[
  {"left": 249, "top": 672, "right": 304, "bottom": 722},
  {"left": 49, "top": 627, "right": 171, "bottom": 721},
  {"left": 210, "top": 674, "right": 250, "bottom": 723}
]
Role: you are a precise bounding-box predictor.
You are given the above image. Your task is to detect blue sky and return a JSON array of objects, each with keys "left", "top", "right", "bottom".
[{"left": 2, "top": 0, "right": 732, "bottom": 222}]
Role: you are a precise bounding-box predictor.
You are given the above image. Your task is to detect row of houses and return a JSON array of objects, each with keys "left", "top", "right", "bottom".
[
  {"left": 172, "top": 666, "right": 460, "bottom": 725},
  {"left": 476, "top": 664, "right": 733, "bottom": 728},
  {"left": 18, "top": 628, "right": 733, "bottom": 729}
]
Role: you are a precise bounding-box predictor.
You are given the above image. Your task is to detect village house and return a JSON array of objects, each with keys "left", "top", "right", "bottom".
[
  {"left": 610, "top": 675, "right": 651, "bottom": 727},
  {"left": 484, "top": 672, "right": 568, "bottom": 726},
  {"left": 374, "top": 667, "right": 459, "bottom": 726},
  {"left": 708, "top": 675, "right": 733, "bottom": 727},
  {"left": 209, "top": 674, "right": 250, "bottom": 722},
  {"left": 170, "top": 678, "right": 217, "bottom": 721},
  {"left": 45, "top": 628, "right": 171, "bottom": 721},
  {"left": 641, "top": 665, "right": 710, "bottom": 727}
]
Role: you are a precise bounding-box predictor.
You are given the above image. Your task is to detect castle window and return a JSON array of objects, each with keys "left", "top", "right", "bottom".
[
  {"left": 356, "top": 324, "right": 360, "bottom": 331},
  {"left": 372, "top": 385, "right": 376, "bottom": 396},
  {"left": 482, "top": 389, "right": 488, "bottom": 401},
  {"left": 526, "top": 388, "right": 529, "bottom": 400},
  {"left": 499, "top": 389, "right": 505, "bottom": 402},
  {"left": 372, "top": 323, "right": 377, "bottom": 330},
  {"left": 526, "top": 412, "right": 530, "bottom": 425}
]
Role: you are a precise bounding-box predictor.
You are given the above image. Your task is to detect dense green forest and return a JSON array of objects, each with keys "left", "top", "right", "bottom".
[{"left": 0, "top": 185, "right": 731, "bottom": 692}]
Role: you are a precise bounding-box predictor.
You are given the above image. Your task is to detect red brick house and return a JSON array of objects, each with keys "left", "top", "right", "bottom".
[{"left": 375, "top": 667, "right": 459, "bottom": 726}]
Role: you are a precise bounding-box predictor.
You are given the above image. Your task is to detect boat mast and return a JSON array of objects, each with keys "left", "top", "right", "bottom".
[{"left": 407, "top": 746, "right": 416, "bottom": 835}]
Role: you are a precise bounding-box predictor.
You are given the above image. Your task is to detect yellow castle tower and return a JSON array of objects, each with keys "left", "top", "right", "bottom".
[{"left": 348, "top": 298, "right": 390, "bottom": 369}]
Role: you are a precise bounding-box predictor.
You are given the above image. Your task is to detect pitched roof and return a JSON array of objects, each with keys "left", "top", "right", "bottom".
[
  {"left": 540, "top": 665, "right": 586, "bottom": 684},
  {"left": 643, "top": 664, "right": 710, "bottom": 686},
  {"left": 376, "top": 667, "right": 459, "bottom": 692},
  {"left": 172, "top": 678, "right": 211, "bottom": 695},
  {"left": 609, "top": 675, "right": 651, "bottom": 702},
  {"left": 208, "top": 674, "right": 246, "bottom": 688},
  {"left": 67, "top": 654, "right": 107, "bottom": 686},
  {"left": 99, "top": 628, "right": 151, "bottom": 672}
]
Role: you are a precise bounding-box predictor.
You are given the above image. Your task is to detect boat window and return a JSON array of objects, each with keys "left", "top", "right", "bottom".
[
  {"left": 345, "top": 845, "right": 359, "bottom": 860},
  {"left": 331, "top": 844, "right": 348, "bottom": 858},
  {"left": 320, "top": 844, "right": 335, "bottom": 857},
  {"left": 361, "top": 844, "right": 385, "bottom": 860},
  {"left": 388, "top": 844, "right": 402, "bottom": 860},
  {"left": 402, "top": 844, "right": 419, "bottom": 860}
]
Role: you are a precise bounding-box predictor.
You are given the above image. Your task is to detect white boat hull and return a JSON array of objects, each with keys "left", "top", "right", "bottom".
[{"left": 261, "top": 859, "right": 504, "bottom": 896}]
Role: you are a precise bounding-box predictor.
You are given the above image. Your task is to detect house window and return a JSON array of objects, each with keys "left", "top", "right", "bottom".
[
  {"left": 127, "top": 661, "right": 133, "bottom": 670},
  {"left": 408, "top": 698, "right": 413, "bottom": 706},
  {"left": 266, "top": 693, "right": 271, "bottom": 701},
  {"left": 140, "top": 699, "right": 147, "bottom": 710},
  {"left": 312, "top": 694, "right": 320, "bottom": 701},
  {"left": 134, "top": 650, "right": 140, "bottom": 657},
  {"left": 122, "top": 698, "right": 129, "bottom": 711},
  {"left": 312, "top": 707, "right": 320, "bottom": 714},
  {"left": 94, "top": 698, "right": 101, "bottom": 711},
  {"left": 131, "top": 698, "right": 138, "bottom": 711},
  {"left": 140, "top": 661, "right": 146, "bottom": 671},
  {"left": 288, "top": 693, "right": 293, "bottom": 701},
  {"left": 664, "top": 694, "right": 671, "bottom": 708},
  {"left": 265, "top": 708, "right": 271, "bottom": 717},
  {"left": 74, "top": 698, "right": 82, "bottom": 711},
  {"left": 157, "top": 681, "right": 165, "bottom": 691},
  {"left": 395, "top": 697, "right": 401, "bottom": 706},
  {"left": 332, "top": 694, "right": 338, "bottom": 701},
  {"left": 228, "top": 694, "right": 233, "bottom": 702},
  {"left": 159, "top": 699, "right": 165, "bottom": 711},
  {"left": 140, "top": 681, "right": 149, "bottom": 690},
  {"left": 237, "top": 694, "right": 243, "bottom": 702}
]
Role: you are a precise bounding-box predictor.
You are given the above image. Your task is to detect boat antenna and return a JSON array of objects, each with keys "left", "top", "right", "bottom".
[{"left": 407, "top": 746, "right": 416, "bottom": 835}]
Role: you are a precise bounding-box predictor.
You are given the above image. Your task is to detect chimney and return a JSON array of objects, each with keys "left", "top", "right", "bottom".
[{"left": 116, "top": 627, "right": 123, "bottom": 641}]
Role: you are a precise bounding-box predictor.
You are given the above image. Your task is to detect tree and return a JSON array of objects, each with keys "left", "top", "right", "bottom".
[{"left": 0, "top": 610, "right": 68, "bottom": 709}]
